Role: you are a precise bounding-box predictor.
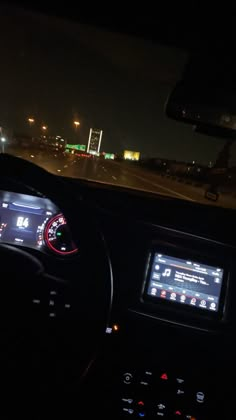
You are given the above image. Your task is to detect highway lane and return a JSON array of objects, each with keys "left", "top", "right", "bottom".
[
  {"left": 59, "top": 157, "right": 208, "bottom": 202},
  {"left": 60, "top": 157, "right": 236, "bottom": 208},
  {"left": 60, "top": 157, "right": 193, "bottom": 199},
  {"left": 6, "top": 148, "right": 236, "bottom": 208}
]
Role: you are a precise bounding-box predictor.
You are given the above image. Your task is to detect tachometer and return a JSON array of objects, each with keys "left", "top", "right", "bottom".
[{"left": 44, "top": 214, "right": 78, "bottom": 255}]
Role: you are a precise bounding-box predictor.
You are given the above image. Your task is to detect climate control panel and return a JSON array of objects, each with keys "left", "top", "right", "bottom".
[{"left": 118, "top": 366, "right": 220, "bottom": 419}]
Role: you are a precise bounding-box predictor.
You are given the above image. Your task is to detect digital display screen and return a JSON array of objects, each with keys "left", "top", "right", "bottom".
[
  {"left": 0, "top": 190, "right": 58, "bottom": 249},
  {"left": 146, "top": 252, "right": 224, "bottom": 313}
]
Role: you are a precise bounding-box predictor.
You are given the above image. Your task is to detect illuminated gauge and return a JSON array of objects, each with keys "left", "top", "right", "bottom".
[{"left": 44, "top": 214, "right": 78, "bottom": 255}]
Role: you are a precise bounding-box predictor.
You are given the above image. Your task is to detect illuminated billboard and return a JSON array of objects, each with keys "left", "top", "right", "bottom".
[
  {"left": 124, "top": 150, "right": 140, "bottom": 161},
  {"left": 87, "top": 128, "right": 103, "bottom": 154}
]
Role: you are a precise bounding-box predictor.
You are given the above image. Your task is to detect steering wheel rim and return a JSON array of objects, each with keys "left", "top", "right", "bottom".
[{"left": 0, "top": 153, "right": 113, "bottom": 392}]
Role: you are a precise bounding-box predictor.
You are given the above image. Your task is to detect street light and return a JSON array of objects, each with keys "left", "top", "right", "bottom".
[
  {"left": 28, "top": 118, "right": 35, "bottom": 124},
  {"left": 42, "top": 125, "right": 47, "bottom": 131},
  {"left": 74, "top": 121, "right": 80, "bottom": 128},
  {"left": 1, "top": 137, "right": 6, "bottom": 153}
]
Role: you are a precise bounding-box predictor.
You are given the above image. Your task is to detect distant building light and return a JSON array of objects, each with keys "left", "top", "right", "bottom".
[
  {"left": 124, "top": 150, "right": 140, "bottom": 161},
  {"left": 1, "top": 137, "right": 6, "bottom": 143}
]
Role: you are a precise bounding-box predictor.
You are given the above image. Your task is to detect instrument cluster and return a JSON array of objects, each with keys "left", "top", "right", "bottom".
[{"left": 0, "top": 190, "right": 78, "bottom": 256}]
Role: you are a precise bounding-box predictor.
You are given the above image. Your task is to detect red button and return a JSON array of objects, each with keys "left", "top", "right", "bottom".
[
  {"left": 160, "top": 373, "right": 168, "bottom": 380},
  {"left": 175, "top": 410, "right": 182, "bottom": 416},
  {"left": 138, "top": 401, "right": 144, "bottom": 406}
]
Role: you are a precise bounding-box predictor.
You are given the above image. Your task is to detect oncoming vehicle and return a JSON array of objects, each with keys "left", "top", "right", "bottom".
[{"left": 0, "top": 4, "right": 234, "bottom": 419}]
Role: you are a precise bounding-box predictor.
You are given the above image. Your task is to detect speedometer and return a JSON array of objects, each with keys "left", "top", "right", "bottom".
[{"left": 44, "top": 214, "right": 78, "bottom": 255}]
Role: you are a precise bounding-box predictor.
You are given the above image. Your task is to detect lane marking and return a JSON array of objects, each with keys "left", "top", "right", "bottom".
[
  {"left": 109, "top": 161, "right": 195, "bottom": 202},
  {"left": 81, "top": 178, "right": 190, "bottom": 199},
  {"left": 128, "top": 172, "right": 195, "bottom": 201}
]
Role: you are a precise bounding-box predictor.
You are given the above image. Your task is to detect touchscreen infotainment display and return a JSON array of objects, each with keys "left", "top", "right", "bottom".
[{"left": 146, "top": 253, "right": 224, "bottom": 312}]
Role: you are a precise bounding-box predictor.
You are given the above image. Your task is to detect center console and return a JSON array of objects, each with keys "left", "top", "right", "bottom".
[{"left": 91, "top": 227, "right": 234, "bottom": 420}]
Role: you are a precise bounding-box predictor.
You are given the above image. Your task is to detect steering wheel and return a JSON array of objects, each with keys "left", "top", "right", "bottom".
[{"left": 0, "top": 154, "right": 112, "bottom": 397}]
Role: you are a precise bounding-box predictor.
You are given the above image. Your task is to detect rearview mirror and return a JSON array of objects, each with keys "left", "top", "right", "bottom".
[{"left": 166, "top": 81, "right": 236, "bottom": 136}]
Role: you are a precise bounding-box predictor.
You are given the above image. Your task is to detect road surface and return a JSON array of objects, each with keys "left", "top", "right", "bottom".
[{"left": 9, "top": 149, "right": 236, "bottom": 209}]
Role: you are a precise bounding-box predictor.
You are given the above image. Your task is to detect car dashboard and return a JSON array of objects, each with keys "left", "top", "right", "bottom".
[{"left": 0, "top": 180, "right": 235, "bottom": 419}]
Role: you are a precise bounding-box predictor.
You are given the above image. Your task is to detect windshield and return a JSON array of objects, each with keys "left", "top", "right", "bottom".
[{"left": 1, "top": 8, "right": 236, "bottom": 209}]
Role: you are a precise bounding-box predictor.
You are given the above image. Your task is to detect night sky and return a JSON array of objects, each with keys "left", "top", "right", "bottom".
[{"left": 0, "top": 8, "right": 232, "bottom": 165}]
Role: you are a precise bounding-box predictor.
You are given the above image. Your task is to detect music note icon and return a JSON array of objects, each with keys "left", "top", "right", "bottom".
[{"left": 162, "top": 268, "right": 171, "bottom": 277}]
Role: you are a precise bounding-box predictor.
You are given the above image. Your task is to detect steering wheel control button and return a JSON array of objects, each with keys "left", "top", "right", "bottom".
[
  {"left": 176, "top": 378, "right": 185, "bottom": 384},
  {"left": 196, "top": 391, "right": 205, "bottom": 404},
  {"left": 123, "top": 373, "right": 133, "bottom": 385},
  {"left": 49, "top": 290, "right": 57, "bottom": 296}
]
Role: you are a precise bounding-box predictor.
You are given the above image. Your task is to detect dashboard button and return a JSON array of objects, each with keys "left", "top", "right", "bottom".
[
  {"left": 176, "top": 389, "right": 185, "bottom": 396},
  {"left": 157, "top": 403, "right": 166, "bottom": 411},
  {"left": 176, "top": 378, "right": 185, "bottom": 385},
  {"left": 122, "top": 398, "right": 133, "bottom": 405},
  {"left": 145, "top": 371, "right": 153, "bottom": 376},
  {"left": 123, "top": 373, "right": 133, "bottom": 385},
  {"left": 155, "top": 401, "right": 167, "bottom": 417},
  {"left": 122, "top": 407, "right": 134, "bottom": 415},
  {"left": 174, "top": 410, "right": 183, "bottom": 417},
  {"left": 139, "top": 380, "right": 149, "bottom": 387},
  {"left": 32, "top": 299, "right": 40, "bottom": 304},
  {"left": 196, "top": 391, "right": 205, "bottom": 404}
]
